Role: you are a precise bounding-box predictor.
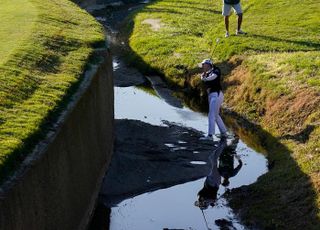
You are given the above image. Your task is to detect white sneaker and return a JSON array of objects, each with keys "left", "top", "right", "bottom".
[
  {"left": 225, "top": 31, "right": 230, "bottom": 38},
  {"left": 236, "top": 29, "right": 247, "bottom": 35},
  {"left": 199, "top": 135, "right": 213, "bottom": 141},
  {"left": 215, "top": 133, "right": 227, "bottom": 139}
]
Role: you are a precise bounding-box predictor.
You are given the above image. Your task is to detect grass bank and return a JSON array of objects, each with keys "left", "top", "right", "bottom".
[
  {"left": 0, "top": 0, "right": 105, "bottom": 183},
  {"left": 126, "top": 0, "right": 320, "bottom": 228}
]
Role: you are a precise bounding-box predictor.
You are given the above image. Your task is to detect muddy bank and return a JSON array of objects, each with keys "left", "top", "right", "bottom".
[{"left": 100, "top": 119, "right": 217, "bottom": 206}]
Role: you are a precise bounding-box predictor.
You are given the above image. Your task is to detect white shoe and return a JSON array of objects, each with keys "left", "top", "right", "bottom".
[
  {"left": 225, "top": 31, "right": 230, "bottom": 38},
  {"left": 236, "top": 29, "right": 247, "bottom": 35},
  {"left": 215, "top": 132, "right": 230, "bottom": 139},
  {"left": 199, "top": 135, "right": 213, "bottom": 141}
]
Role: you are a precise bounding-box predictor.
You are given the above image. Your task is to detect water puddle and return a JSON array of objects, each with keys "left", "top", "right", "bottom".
[
  {"left": 110, "top": 180, "right": 245, "bottom": 230},
  {"left": 115, "top": 87, "right": 267, "bottom": 177},
  {"left": 107, "top": 86, "right": 268, "bottom": 230},
  {"left": 88, "top": 3, "right": 269, "bottom": 229},
  {"left": 190, "top": 161, "right": 207, "bottom": 165},
  {"left": 115, "top": 86, "right": 208, "bottom": 131}
]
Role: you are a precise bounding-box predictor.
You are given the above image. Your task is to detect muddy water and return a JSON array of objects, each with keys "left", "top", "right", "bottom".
[
  {"left": 114, "top": 86, "right": 268, "bottom": 187},
  {"left": 110, "top": 86, "right": 268, "bottom": 230},
  {"left": 88, "top": 2, "right": 268, "bottom": 229}
]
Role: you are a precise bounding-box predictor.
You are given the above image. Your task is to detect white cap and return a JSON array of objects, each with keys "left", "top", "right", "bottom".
[{"left": 201, "top": 59, "right": 213, "bottom": 66}]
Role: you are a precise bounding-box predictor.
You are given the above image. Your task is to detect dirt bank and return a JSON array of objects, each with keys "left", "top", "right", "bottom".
[
  {"left": 220, "top": 57, "right": 320, "bottom": 229},
  {"left": 100, "top": 119, "right": 217, "bottom": 206}
]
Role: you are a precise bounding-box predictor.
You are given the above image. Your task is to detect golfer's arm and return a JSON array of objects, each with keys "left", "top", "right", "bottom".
[{"left": 204, "top": 72, "right": 218, "bottom": 81}]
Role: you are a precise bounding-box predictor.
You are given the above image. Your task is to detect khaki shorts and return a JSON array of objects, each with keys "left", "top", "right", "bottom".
[{"left": 222, "top": 3, "right": 243, "bottom": 16}]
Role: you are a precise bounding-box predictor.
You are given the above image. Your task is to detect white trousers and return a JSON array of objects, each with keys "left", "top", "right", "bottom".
[{"left": 208, "top": 92, "right": 227, "bottom": 135}]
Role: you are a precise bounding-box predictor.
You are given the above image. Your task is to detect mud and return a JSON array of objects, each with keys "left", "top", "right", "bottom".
[{"left": 100, "top": 119, "right": 216, "bottom": 206}]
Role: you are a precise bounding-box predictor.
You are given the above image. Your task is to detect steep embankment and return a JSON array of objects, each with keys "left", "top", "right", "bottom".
[
  {"left": 0, "top": 0, "right": 105, "bottom": 183},
  {"left": 125, "top": 0, "right": 320, "bottom": 229}
]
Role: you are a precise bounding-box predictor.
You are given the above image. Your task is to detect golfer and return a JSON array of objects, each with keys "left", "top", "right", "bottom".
[
  {"left": 223, "top": 0, "right": 246, "bottom": 37},
  {"left": 200, "top": 59, "right": 227, "bottom": 141}
]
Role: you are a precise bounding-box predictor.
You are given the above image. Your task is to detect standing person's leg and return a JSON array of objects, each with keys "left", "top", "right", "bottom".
[
  {"left": 208, "top": 93, "right": 218, "bottom": 136},
  {"left": 222, "top": 3, "right": 232, "bottom": 37},
  {"left": 233, "top": 3, "right": 246, "bottom": 35},
  {"left": 215, "top": 92, "right": 227, "bottom": 135},
  {"left": 237, "top": 13, "right": 243, "bottom": 31},
  {"left": 224, "top": 16, "right": 230, "bottom": 34}
]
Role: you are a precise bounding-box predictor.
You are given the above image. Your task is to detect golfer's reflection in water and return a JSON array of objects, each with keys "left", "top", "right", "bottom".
[{"left": 195, "top": 137, "right": 242, "bottom": 210}]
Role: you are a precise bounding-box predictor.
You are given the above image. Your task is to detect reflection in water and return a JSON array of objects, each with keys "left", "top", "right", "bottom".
[
  {"left": 105, "top": 86, "right": 267, "bottom": 229},
  {"left": 195, "top": 138, "right": 244, "bottom": 230},
  {"left": 195, "top": 137, "right": 242, "bottom": 211},
  {"left": 219, "top": 137, "right": 242, "bottom": 188},
  {"left": 195, "top": 140, "right": 227, "bottom": 211}
]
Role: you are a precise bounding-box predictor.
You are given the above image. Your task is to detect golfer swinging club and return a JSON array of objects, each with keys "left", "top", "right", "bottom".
[{"left": 200, "top": 59, "right": 227, "bottom": 141}]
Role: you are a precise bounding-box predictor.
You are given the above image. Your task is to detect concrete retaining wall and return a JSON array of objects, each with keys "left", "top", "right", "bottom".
[{"left": 0, "top": 50, "right": 114, "bottom": 230}]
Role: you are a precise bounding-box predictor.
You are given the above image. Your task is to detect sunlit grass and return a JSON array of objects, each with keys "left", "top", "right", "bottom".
[
  {"left": 0, "top": 0, "right": 105, "bottom": 182},
  {"left": 129, "top": 0, "right": 319, "bottom": 87},
  {"left": 0, "top": 0, "right": 37, "bottom": 65}
]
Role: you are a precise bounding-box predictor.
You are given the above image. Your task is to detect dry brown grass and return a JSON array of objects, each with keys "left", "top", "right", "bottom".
[
  {"left": 224, "top": 57, "right": 320, "bottom": 136},
  {"left": 222, "top": 55, "right": 320, "bottom": 229},
  {"left": 264, "top": 89, "right": 320, "bottom": 135}
]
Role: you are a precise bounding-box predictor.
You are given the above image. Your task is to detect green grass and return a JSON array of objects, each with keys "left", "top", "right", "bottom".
[
  {"left": 0, "top": 0, "right": 105, "bottom": 182},
  {"left": 245, "top": 51, "right": 320, "bottom": 91},
  {"left": 128, "top": 0, "right": 319, "bottom": 86},
  {"left": 127, "top": 0, "right": 320, "bottom": 228},
  {"left": 0, "top": 0, "right": 37, "bottom": 66}
]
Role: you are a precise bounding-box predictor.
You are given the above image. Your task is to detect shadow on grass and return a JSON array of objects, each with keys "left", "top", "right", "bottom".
[
  {"left": 248, "top": 33, "right": 320, "bottom": 50},
  {"left": 280, "top": 124, "right": 316, "bottom": 144},
  {"left": 1, "top": 34, "right": 84, "bottom": 111},
  {"left": 148, "top": 5, "right": 221, "bottom": 14},
  {"left": 222, "top": 109, "right": 320, "bottom": 229},
  {"left": 142, "top": 7, "right": 184, "bottom": 15}
]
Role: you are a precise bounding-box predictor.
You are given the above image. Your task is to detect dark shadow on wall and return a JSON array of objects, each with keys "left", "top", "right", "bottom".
[{"left": 88, "top": 203, "right": 111, "bottom": 230}]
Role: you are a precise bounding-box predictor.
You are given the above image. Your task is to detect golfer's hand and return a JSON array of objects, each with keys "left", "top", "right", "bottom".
[{"left": 201, "top": 73, "right": 207, "bottom": 81}]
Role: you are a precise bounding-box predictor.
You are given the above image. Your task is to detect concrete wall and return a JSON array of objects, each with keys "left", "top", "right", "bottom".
[{"left": 0, "top": 50, "right": 114, "bottom": 230}]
